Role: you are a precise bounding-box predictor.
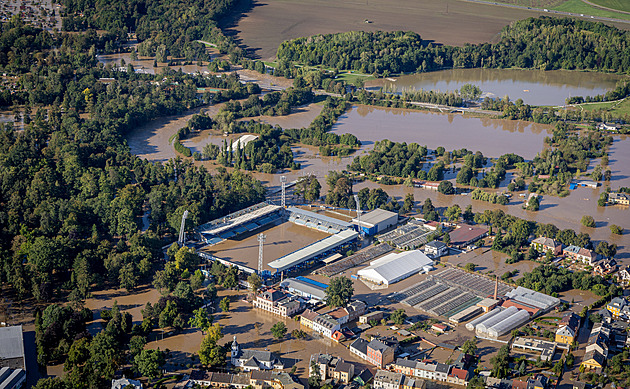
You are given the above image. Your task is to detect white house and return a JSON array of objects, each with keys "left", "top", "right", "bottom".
[
  {"left": 312, "top": 314, "right": 341, "bottom": 339},
  {"left": 373, "top": 370, "right": 404, "bottom": 389},
  {"left": 231, "top": 336, "right": 284, "bottom": 371},
  {"left": 424, "top": 241, "right": 448, "bottom": 258}
]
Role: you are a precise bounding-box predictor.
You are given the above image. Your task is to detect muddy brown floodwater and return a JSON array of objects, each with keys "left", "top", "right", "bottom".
[
  {"left": 368, "top": 68, "right": 623, "bottom": 106},
  {"left": 330, "top": 105, "right": 552, "bottom": 159}
]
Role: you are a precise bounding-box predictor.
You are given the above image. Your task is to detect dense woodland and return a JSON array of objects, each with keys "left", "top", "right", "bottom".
[{"left": 278, "top": 18, "right": 630, "bottom": 76}]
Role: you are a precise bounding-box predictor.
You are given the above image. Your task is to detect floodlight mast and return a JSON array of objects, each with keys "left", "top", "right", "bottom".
[
  {"left": 354, "top": 194, "right": 363, "bottom": 237},
  {"left": 178, "top": 210, "right": 188, "bottom": 246}
]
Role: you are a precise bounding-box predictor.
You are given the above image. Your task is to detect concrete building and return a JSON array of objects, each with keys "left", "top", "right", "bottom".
[
  {"left": 353, "top": 209, "right": 398, "bottom": 236},
  {"left": 360, "top": 311, "right": 384, "bottom": 324},
  {"left": 424, "top": 241, "right": 448, "bottom": 258},
  {"left": 357, "top": 250, "right": 433, "bottom": 286},
  {"left": 0, "top": 326, "right": 25, "bottom": 371},
  {"left": 373, "top": 370, "right": 404, "bottom": 389},
  {"left": 511, "top": 337, "right": 557, "bottom": 361},
  {"left": 309, "top": 354, "right": 356, "bottom": 384},
  {"left": 253, "top": 289, "right": 302, "bottom": 317}
]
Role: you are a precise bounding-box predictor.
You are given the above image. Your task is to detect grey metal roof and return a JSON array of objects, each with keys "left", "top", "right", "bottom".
[
  {"left": 0, "top": 326, "right": 24, "bottom": 361},
  {"left": 287, "top": 207, "right": 352, "bottom": 228},
  {"left": 280, "top": 278, "right": 327, "bottom": 300},
  {"left": 350, "top": 338, "right": 369, "bottom": 355},
  {"left": 352, "top": 208, "right": 397, "bottom": 228},
  {"left": 505, "top": 286, "right": 560, "bottom": 311},
  {"left": 268, "top": 229, "right": 358, "bottom": 272}
]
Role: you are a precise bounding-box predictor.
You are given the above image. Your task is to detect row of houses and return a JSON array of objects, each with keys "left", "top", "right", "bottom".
[
  {"left": 390, "top": 359, "right": 470, "bottom": 386},
  {"left": 190, "top": 370, "right": 302, "bottom": 389},
  {"left": 300, "top": 301, "right": 367, "bottom": 340},
  {"left": 530, "top": 237, "right": 598, "bottom": 264},
  {"left": 349, "top": 337, "right": 396, "bottom": 368},
  {"left": 309, "top": 353, "right": 357, "bottom": 384},
  {"left": 581, "top": 322, "right": 611, "bottom": 372}
]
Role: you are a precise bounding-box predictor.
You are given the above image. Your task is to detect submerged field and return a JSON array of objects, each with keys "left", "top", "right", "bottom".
[{"left": 225, "top": 0, "right": 551, "bottom": 60}]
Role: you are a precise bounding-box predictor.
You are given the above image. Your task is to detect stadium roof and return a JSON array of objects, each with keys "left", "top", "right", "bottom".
[
  {"left": 197, "top": 203, "right": 281, "bottom": 236},
  {"left": 351, "top": 208, "right": 397, "bottom": 228},
  {"left": 357, "top": 250, "right": 433, "bottom": 285},
  {"left": 268, "top": 229, "right": 358, "bottom": 272},
  {"left": 287, "top": 207, "right": 353, "bottom": 229}
]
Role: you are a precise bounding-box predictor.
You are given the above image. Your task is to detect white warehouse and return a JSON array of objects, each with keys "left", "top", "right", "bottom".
[
  {"left": 357, "top": 250, "right": 433, "bottom": 286},
  {"left": 472, "top": 306, "right": 532, "bottom": 339}
]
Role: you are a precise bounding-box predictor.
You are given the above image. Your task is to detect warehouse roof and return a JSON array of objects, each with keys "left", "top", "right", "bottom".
[
  {"left": 287, "top": 207, "right": 353, "bottom": 229},
  {"left": 0, "top": 326, "right": 24, "bottom": 362},
  {"left": 357, "top": 250, "right": 433, "bottom": 285},
  {"left": 505, "top": 286, "right": 560, "bottom": 311},
  {"left": 352, "top": 208, "right": 398, "bottom": 228},
  {"left": 280, "top": 278, "right": 327, "bottom": 300},
  {"left": 268, "top": 229, "right": 358, "bottom": 272}
]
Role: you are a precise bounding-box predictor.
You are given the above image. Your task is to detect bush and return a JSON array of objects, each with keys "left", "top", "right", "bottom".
[
  {"left": 581, "top": 215, "right": 596, "bottom": 228},
  {"left": 610, "top": 225, "right": 623, "bottom": 235}
]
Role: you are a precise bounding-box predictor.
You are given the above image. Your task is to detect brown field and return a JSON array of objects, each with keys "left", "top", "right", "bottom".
[{"left": 225, "top": 0, "right": 554, "bottom": 60}]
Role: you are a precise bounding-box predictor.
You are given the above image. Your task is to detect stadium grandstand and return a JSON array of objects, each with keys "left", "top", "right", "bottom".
[
  {"left": 315, "top": 244, "right": 393, "bottom": 277},
  {"left": 287, "top": 207, "right": 353, "bottom": 234},
  {"left": 378, "top": 221, "right": 433, "bottom": 250},
  {"left": 196, "top": 202, "right": 282, "bottom": 244},
  {"left": 267, "top": 229, "right": 359, "bottom": 273}
]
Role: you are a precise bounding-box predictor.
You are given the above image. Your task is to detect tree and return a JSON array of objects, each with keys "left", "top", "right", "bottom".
[
  {"left": 199, "top": 324, "right": 224, "bottom": 366},
  {"left": 526, "top": 195, "right": 539, "bottom": 211},
  {"left": 460, "top": 84, "right": 482, "bottom": 102},
  {"left": 490, "top": 345, "right": 510, "bottom": 378},
  {"left": 581, "top": 215, "right": 595, "bottom": 228},
  {"left": 134, "top": 349, "right": 165, "bottom": 379},
  {"left": 461, "top": 339, "right": 478, "bottom": 356},
  {"left": 401, "top": 193, "right": 415, "bottom": 214},
  {"left": 220, "top": 297, "right": 230, "bottom": 313},
  {"left": 129, "top": 335, "right": 147, "bottom": 357},
  {"left": 271, "top": 322, "right": 287, "bottom": 339},
  {"left": 247, "top": 273, "right": 262, "bottom": 293},
  {"left": 390, "top": 309, "right": 407, "bottom": 325},
  {"left": 438, "top": 181, "right": 454, "bottom": 195},
  {"left": 444, "top": 205, "right": 461, "bottom": 222},
  {"left": 610, "top": 225, "right": 623, "bottom": 235},
  {"left": 464, "top": 263, "right": 476, "bottom": 272},
  {"left": 189, "top": 308, "right": 212, "bottom": 333},
  {"left": 443, "top": 233, "right": 451, "bottom": 246},
  {"left": 174, "top": 246, "right": 199, "bottom": 271},
  {"left": 325, "top": 276, "right": 354, "bottom": 307}
]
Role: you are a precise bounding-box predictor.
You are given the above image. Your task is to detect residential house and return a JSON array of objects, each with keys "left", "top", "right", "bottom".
[
  {"left": 526, "top": 375, "right": 548, "bottom": 389},
  {"left": 328, "top": 308, "right": 350, "bottom": 325},
  {"left": 580, "top": 323, "right": 611, "bottom": 372},
  {"left": 349, "top": 338, "right": 369, "bottom": 361},
  {"left": 512, "top": 380, "right": 527, "bottom": 389},
  {"left": 231, "top": 336, "right": 284, "bottom": 371},
  {"left": 367, "top": 339, "right": 395, "bottom": 368},
  {"left": 607, "top": 297, "right": 630, "bottom": 320},
  {"left": 616, "top": 265, "right": 630, "bottom": 284},
  {"left": 563, "top": 245, "right": 598, "bottom": 265},
  {"left": 598, "top": 308, "right": 613, "bottom": 324},
  {"left": 434, "top": 363, "right": 451, "bottom": 382},
  {"left": 402, "top": 376, "right": 426, "bottom": 389},
  {"left": 346, "top": 300, "right": 367, "bottom": 322},
  {"left": 556, "top": 312, "right": 580, "bottom": 344},
  {"left": 250, "top": 371, "right": 275, "bottom": 389},
  {"left": 608, "top": 192, "right": 630, "bottom": 206},
  {"left": 424, "top": 241, "right": 448, "bottom": 258},
  {"left": 359, "top": 311, "right": 384, "bottom": 324},
  {"left": 253, "top": 289, "right": 302, "bottom": 317},
  {"left": 300, "top": 309, "right": 319, "bottom": 329},
  {"left": 449, "top": 224, "right": 488, "bottom": 249},
  {"left": 373, "top": 370, "right": 404, "bottom": 389},
  {"left": 447, "top": 367, "right": 469, "bottom": 387},
  {"left": 581, "top": 350, "right": 605, "bottom": 372},
  {"left": 415, "top": 361, "right": 437, "bottom": 381},
  {"left": 530, "top": 237, "right": 563, "bottom": 256},
  {"left": 594, "top": 258, "right": 617, "bottom": 276},
  {"left": 333, "top": 361, "right": 356, "bottom": 384},
  {"left": 597, "top": 122, "right": 621, "bottom": 132},
  {"left": 353, "top": 369, "right": 374, "bottom": 387},
  {"left": 393, "top": 359, "right": 417, "bottom": 376},
  {"left": 312, "top": 314, "right": 341, "bottom": 339}
]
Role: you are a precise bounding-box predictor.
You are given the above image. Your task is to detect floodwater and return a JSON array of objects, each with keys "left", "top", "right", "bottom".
[
  {"left": 330, "top": 105, "right": 552, "bottom": 159},
  {"left": 201, "top": 220, "right": 329, "bottom": 271},
  {"left": 369, "top": 68, "right": 623, "bottom": 106}
]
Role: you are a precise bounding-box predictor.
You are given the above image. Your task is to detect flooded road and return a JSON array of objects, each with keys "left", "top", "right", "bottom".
[
  {"left": 330, "top": 105, "right": 552, "bottom": 159},
  {"left": 369, "top": 68, "right": 623, "bottom": 106}
]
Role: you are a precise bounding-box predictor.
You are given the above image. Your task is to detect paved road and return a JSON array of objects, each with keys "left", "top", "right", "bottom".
[{"left": 463, "top": 0, "right": 630, "bottom": 25}]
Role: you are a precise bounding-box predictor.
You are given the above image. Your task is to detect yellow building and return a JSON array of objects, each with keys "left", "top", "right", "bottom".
[
  {"left": 300, "top": 309, "right": 319, "bottom": 329},
  {"left": 581, "top": 350, "right": 605, "bottom": 371}
]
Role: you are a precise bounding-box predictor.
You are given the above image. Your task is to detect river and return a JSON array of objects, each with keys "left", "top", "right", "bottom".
[{"left": 368, "top": 68, "right": 623, "bottom": 106}]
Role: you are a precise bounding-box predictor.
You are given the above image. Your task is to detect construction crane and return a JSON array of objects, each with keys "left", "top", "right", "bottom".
[{"left": 178, "top": 210, "right": 188, "bottom": 246}]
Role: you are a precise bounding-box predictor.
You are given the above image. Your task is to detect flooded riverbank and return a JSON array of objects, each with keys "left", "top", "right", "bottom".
[
  {"left": 368, "top": 68, "right": 623, "bottom": 106},
  {"left": 330, "top": 105, "right": 552, "bottom": 159}
]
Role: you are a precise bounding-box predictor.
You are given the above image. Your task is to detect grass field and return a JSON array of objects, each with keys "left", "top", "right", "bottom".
[
  {"left": 552, "top": 0, "right": 630, "bottom": 20},
  {"left": 576, "top": 97, "right": 630, "bottom": 116},
  {"left": 491, "top": 0, "right": 564, "bottom": 7},
  {"left": 588, "top": 0, "right": 630, "bottom": 13}
]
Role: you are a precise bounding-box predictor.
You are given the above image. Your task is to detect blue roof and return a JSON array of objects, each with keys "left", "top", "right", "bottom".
[{"left": 296, "top": 276, "right": 329, "bottom": 289}]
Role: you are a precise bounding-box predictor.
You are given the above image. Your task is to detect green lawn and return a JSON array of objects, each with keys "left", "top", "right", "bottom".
[
  {"left": 587, "top": 0, "right": 630, "bottom": 13},
  {"left": 552, "top": 0, "right": 630, "bottom": 20},
  {"left": 578, "top": 97, "right": 630, "bottom": 115},
  {"left": 491, "top": 0, "right": 564, "bottom": 7}
]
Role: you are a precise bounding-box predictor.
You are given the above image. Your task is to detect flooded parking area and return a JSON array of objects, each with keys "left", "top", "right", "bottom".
[
  {"left": 369, "top": 68, "right": 623, "bottom": 106},
  {"left": 330, "top": 105, "right": 552, "bottom": 159}
]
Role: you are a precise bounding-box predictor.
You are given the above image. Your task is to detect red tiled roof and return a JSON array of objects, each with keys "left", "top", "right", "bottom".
[
  {"left": 449, "top": 367, "right": 469, "bottom": 380},
  {"left": 501, "top": 300, "right": 540, "bottom": 316}
]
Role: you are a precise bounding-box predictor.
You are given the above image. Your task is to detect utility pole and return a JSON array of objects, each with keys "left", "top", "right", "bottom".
[{"left": 258, "top": 233, "right": 266, "bottom": 276}]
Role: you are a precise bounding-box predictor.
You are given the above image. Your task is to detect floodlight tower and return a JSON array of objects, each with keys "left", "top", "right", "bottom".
[
  {"left": 178, "top": 210, "right": 188, "bottom": 246},
  {"left": 281, "top": 176, "right": 287, "bottom": 208},
  {"left": 257, "top": 233, "right": 266, "bottom": 275},
  {"left": 354, "top": 194, "right": 362, "bottom": 237}
]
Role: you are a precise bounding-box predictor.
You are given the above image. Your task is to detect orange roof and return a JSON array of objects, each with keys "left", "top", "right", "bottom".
[
  {"left": 501, "top": 300, "right": 540, "bottom": 316},
  {"left": 328, "top": 308, "right": 349, "bottom": 319}
]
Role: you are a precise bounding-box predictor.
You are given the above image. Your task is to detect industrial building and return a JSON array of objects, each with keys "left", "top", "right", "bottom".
[
  {"left": 352, "top": 209, "right": 398, "bottom": 236},
  {"left": 279, "top": 277, "right": 328, "bottom": 303},
  {"left": 448, "top": 224, "right": 488, "bottom": 249},
  {"left": 505, "top": 286, "right": 560, "bottom": 314},
  {"left": 357, "top": 250, "right": 433, "bottom": 286},
  {"left": 470, "top": 306, "right": 531, "bottom": 339},
  {"left": 267, "top": 229, "right": 359, "bottom": 273}
]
